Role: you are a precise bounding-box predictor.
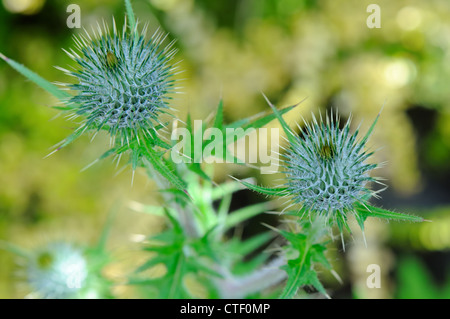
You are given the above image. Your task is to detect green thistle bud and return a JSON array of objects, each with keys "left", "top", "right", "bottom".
[
  {"left": 282, "top": 112, "right": 380, "bottom": 232},
  {"left": 236, "top": 98, "right": 423, "bottom": 245},
  {"left": 59, "top": 20, "right": 178, "bottom": 148}
]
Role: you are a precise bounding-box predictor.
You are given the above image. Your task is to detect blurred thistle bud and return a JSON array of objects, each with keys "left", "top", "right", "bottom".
[{"left": 26, "top": 242, "right": 88, "bottom": 299}]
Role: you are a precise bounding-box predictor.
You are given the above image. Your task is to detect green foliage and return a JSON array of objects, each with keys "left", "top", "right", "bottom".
[
  {"left": 130, "top": 166, "right": 276, "bottom": 298},
  {"left": 0, "top": 225, "right": 114, "bottom": 299},
  {"left": 396, "top": 256, "right": 450, "bottom": 299},
  {"left": 131, "top": 210, "right": 220, "bottom": 298},
  {"left": 0, "top": 52, "right": 71, "bottom": 102},
  {"left": 278, "top": 218, "right": 332, "bottom": 299}
]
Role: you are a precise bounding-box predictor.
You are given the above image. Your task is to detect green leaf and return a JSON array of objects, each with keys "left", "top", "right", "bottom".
[
  {"left": 124, "top": 0, "right": 136, "bottom": 31},
  {"left": 163, "top": 252, "right": 186, "bottom": 298},
  {"left": 144, "top": 145, "right": 188, "bottom": 192},
  {"left": 187, "top": 162, "right": 211, "bottom": 181},
  {"left": 224, "top": 103, "right": 297, "bottom": 131},
  {"left": 302, "top": 268, "right": 327, "bottom": 296},
  {"left": 224, "top": 202, "right": 270, "bottom": 230},
  {"left": 396, "top": 256, "right": 441, "bottom": 299},
  {"left": 159, "top": 188, "right": 191, "bottom": 202},
  {"left": 232, "top": 253, "right": 270, "bottom": 276},
  {"left": 232, "top": 232, "right": 274, "bottom": 257},
  {"left": 211, "top": 181, "right": 243, "bottom": 201},
  {"left": 0, "top": 240, "right": 30, "bottom": 258},
  {"left": 261, "top": 92, "right": 298, "bottom": 144},
  {"left": 278, "top": 220, "right": 330, "bottom": 299},
  {"left": 46, "top": 126, "right": 87, "bottom": 157},
  {"left": 354, "top": 203, "right": 424, "bottom": 223},
  {"left": 213, "top": 99, "right": 224, "bottom": 131},
  {"left": 232, "top": 177, "right": 287, "bottom": 197},
  {"left": 280, "top": 230, "right": 307, "bottom": 247},
  {"left": 186, "top": 258, "right": 223, "bottom": 278},
  {"left": 279, "top": 264, "right": 305, "bottom": 299},
  {"left": 0, "top": 52, "right": 72, "bottom": 102},
  {"left": 96, "top": 203, "right": 119, "bottom": 251},
  {"left": 52, "top": 105, "right": 76, "bottom": 111},
  {"left": 310, "top": 243, "right": 332, "bottom": 270},
  {"left": 131, "top": 204, "right": 164, "bottom": 217},
  {"left": 135, "top": 255, "right": 168, "bottom": 273},
  {"left": 242, "top": 103, "right": 299, "bottom": 131}
]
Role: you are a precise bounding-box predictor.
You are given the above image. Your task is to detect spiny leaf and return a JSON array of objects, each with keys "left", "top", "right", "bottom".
[
  {"left": 96, "top": 203, "right": 119, "bottom": 251},
  {"left": 223, "top": 102, "right": 297, "bottom": 131},
  {"left": 224, "top": 202, "right": 270, "bottom": 230},
  {"left": 0, "top": 52, "right": 71, "bottom": 102},
  {"left": 211, "top": 180, "right": 244, "bottom": 201},
  {"left": 124, "top": 0, "right": 136, "bottom": 31},
  {"left": 242, "top": 102, "right": 299, "bottom": 131},
  {"left": 280, "top": 230, "right": 307, "bottom": 247},
  {"left": 144, "top": 145, "right": 187, "bottom": 192},
  {"left": 354, "top": 203, "right": 424, "bottom": 223},
  {"left": 278, "top": 219, "right": 331, "bottom": 299},
  {"left": 310, "top": 243, "right": 332, "bottom": 270},
  {"left": 261, "top": 92, "right": 298, "bottom": 144},
  {"left": 136, "top": 255, "right": 168, "bottom": 273},
  {"left": 0, "top": 240, "right": 30, "bottom": 258},
  {"left": 130, "top": 203, "right": 164, "bottom": 217},
  {"left": 187, "top": 162, "right": 211, "bottom": 181},
  {"left": 186, "top": 259, "right": 223, "bottom": 278},
  {"left": 46, "top": 126, "right": 86, "bottom": 156},
  {"left": 359, "top": 108, "right": 383, "bottom": 148},
  {"left": 232, "top": 177, "right": 287, "bottom": 197},
  {"left": 231, "top": 232, "right": 274, "bottom": 257},
  {"left": 213, "top": 99, "right": 224, "bottom": 131}
]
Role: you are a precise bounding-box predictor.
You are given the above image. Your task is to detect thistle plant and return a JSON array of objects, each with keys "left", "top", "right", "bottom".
[{"left": 1, "top": 0, "right": 426, "bottom": 300}]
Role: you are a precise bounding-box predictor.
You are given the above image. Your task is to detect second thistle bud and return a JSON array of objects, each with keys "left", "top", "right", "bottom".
[{"left": 283, "top": 113, "right": 378, "bottom": 219}]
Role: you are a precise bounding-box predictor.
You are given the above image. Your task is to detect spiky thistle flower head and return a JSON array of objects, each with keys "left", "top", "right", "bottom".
[
  {"left": 237, "top": 98, "right": 423, "bottom": 245},
  {"left": 26, "top": 242, "right": 88, "bottom": 299},
  {"left": 281, "top": 111, "right": 382, "bottom": 234},
  {"left": 59, "top": 19, "right": 178, "bottom": 148}
]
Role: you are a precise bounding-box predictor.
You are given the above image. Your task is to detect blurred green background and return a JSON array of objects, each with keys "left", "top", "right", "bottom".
[{"left": 0, "top": 0, "right": 449, "bottom": 299}]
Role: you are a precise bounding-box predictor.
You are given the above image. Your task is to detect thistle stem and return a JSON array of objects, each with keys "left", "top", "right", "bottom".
[
  {"left": 215, "top": 257, "right": 287, "bottom": 299},
  {"left": 146, "top": 163, "right": 199, "bottom": 238}
]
